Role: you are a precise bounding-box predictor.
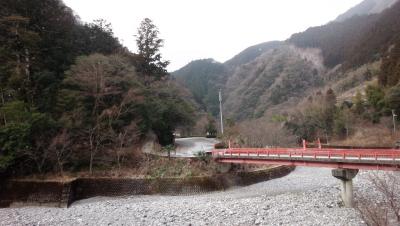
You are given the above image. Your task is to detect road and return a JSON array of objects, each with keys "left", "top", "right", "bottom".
[{"left": 173, "top": 137, "right": 219, "bottom": 157}]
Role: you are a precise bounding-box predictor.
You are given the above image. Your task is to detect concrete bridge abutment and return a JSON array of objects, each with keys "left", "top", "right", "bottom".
[{"left": 332, "top": 169, "right": 358, "bottom": 208}]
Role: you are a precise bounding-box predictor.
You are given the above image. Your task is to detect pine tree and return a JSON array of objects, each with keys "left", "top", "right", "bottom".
[{"left": 135, "top": 18, "right": 169, "bottom": 81}]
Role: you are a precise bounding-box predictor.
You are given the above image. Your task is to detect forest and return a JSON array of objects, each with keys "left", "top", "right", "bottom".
[
  {"left": 0, "top": 0, "right": 195, "bottom": 176},
  {"left": 284, "top": 0, "right": 400, "bottom": 144},
  {"left": 289, "top": 0, "right": 400, "bottom": 76}
]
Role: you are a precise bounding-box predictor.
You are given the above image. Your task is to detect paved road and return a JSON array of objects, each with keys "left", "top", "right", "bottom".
[
  {"left": 0, "top": 167, "right": 365, "bottom": 225},
  {"left": 173, "top": 137, "right": 219, "bottom": 157}
]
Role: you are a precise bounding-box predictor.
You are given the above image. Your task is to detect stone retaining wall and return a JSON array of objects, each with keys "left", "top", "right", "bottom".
[{"left": 0, "top": 166, "right": 294, "bottom": 208}]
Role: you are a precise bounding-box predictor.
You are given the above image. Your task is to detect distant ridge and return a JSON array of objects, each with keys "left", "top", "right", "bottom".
[
  {"left": 335, "top": 0, "right": 397, "bottom": 22},
  {"left": 224, "top": 41, "right": 282, "bottom": 68}
]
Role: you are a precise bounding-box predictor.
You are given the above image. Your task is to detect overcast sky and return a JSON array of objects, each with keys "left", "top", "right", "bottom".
[{"left": 63, "top": 0, "right": 363, "bottom": 71}]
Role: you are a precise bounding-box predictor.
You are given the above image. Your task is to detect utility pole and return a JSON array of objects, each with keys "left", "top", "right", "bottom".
[
  {"left": 392, "top": 109, "right": 397, "bottom": 134},
  {"left": 219, "top": 89, "right": 224, "bottom": 135}
]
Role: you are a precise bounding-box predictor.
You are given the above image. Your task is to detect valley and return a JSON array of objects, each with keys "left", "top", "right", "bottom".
[{"left": 1, "top": 0, "right": 400, "bottom": 225}]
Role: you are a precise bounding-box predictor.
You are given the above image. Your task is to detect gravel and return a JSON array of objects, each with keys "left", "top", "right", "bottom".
[{"left": 0, "top": 167, "right": 367, "bottom": 226}]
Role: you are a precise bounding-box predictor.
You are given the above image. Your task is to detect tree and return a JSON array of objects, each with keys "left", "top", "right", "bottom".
[
  {"left": 63, "top": 54, "right": 141, "bottom": 174},
  {"left": 0, "top": 101, "right": 57, "bottom": 174},
  {"left": 386, "top": 85, "right": 400, "bottom": 113},
  {"left": 76, "top": 19, "right": 123, "bottom": 55},
  {"left": 334, "top": 107, "right": 354, "bottom": 139},
  {"left": 205, "top": 117, "right": 217, "bottom": 138},
  {"left": 353, "top": 91, "right": 365, "bottom": 115},
  {"left": 0, "top": 15, "right": 40, "bottom": 106},
  {"left": 49, "top": 129, "right": 71, "bottom": 176},
  {"left": 366, "top": 84, "right": 385, "bottom": 112},
  {"left": 325, "top": 88, "right": 337, "bottom": 108},
  {"left": 135, "top": 18, "right": 169, "bottom": 81},
  {"left": 287, "top": 90, "right": 338, "bottom": 143},
  {"left": 141, "top": 82, "right": 195, "bottom": 145}
]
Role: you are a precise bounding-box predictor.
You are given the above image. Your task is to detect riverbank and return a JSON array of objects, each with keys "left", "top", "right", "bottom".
[
  {"left": 0, "top": 167, "right": 366, "bottom": 225},
  {"left": 0, "top": 165, "right": 293, "bottom": 208}
]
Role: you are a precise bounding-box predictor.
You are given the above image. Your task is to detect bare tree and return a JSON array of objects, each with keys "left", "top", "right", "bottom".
[
  {"left": 49, "top": 129, "right": 71, "bottom": 176},
  {"left": 356, "top": 172, "right": 400, "bottom": 226},
  {"left": 65, "top": 54, "right": 137, "bottom": 174},
  {"left": 238, "top": 120, "right": 296, "bottom": 148}
]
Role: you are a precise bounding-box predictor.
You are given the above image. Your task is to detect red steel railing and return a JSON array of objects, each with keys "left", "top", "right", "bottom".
[
  {"left": 212, "top": 140, "right": 400, "bottom": 170},
  {"left": 212, "top": 148, "right": 400, "bottom": 160}
]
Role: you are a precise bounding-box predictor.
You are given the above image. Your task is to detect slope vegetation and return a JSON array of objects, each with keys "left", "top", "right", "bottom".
[
  {"left": 335, "top": 0, "right": 397, "bottom": 22},
  {"left": 224, "top": 45, "right": 324, "bottom": 120}
]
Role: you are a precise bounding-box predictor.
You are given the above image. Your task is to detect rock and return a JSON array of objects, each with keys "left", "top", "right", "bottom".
[{"left": 0, "top": 167, "right": 366, "bottom": 226}]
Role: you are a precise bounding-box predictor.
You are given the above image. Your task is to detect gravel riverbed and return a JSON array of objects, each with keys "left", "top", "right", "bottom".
[{"left": 0, "top": 167, "right": 367, "bottom": 226}]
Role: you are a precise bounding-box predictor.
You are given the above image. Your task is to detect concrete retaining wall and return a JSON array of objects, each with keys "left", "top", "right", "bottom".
[{"left": 0, "top": 166, "right": 294, "bottom": 208}]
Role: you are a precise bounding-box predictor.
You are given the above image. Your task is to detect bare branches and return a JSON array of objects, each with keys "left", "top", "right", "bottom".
[
  {"left": 356, "top": 172, "right": 400, "bottom": 226},
  {"left": 49, "top": 129, "right": 71, "bottom": 176}
]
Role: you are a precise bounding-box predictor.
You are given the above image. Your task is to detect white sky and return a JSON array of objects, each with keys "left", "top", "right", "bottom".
[{"left": 63, "top": 0, "right": 363, "bottom": 71}]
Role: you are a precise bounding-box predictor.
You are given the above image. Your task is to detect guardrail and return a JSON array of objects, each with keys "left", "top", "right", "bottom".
[
  {"left": 212, "top": 148, "right": 400, "bottom": 161},
  {"left": 212, "top": 140, "right": 400, "bottom": 170}
]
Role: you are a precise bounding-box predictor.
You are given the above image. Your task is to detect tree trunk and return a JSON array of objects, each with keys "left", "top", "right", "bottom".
[
  {"left": 325, "top": 130, "right": 329, "bottom": 145},
  {"left": 0, "top": 88, "right": 6, "bottom": 125},
  {"left": 89, "top": 130, "right": 94, "bottom": 175},
  {"left": 24, "top": 48, "right": 34, "bottom": 106},
  {"left": 89, "top": 151, "right": 94, "bottom": 175},
  {"left": 57, "top": 156, "right": 64, "bottom": 177},
  {"left": 117, "top": 152, "right": 121, "bottom": 171},
  {"left": 14, "top": 22, "right": 23, "bottom": 81}
]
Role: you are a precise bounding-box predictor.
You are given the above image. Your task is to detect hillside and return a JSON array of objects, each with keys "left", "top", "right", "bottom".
[
  {"left": 335, "top": 0, "right": 397, "bottom": 22},
  {"left": 174, "top": 0, "right": 400, "bottom": 127},
  {"left": 173, "top": 59, "right": 229, "bottom": 116},
  {"left": 289, "top": 0, "right": 400, "bottom": 69},
  {"left": 172, "top": 41, "right": 282, "bottom": 117},
  {"left": 0, "top": 0, "right": 196, "bottom": 175},
  {"left": 224, "top": 45, "right": 324, "bottom": 120},
  {"left": 224, "top": 41, "right": 282, "bottom": 68}
]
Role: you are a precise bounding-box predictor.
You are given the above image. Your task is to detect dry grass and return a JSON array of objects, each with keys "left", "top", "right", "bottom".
[
  {"left": 333, "top": 120, "right": 399, "bottom": 147},
  {"left": 14, "top": 155, "right": 222, "bottom": 181},
  {"left": 225, "top": 119, "right": 296, "bottom": 148}
]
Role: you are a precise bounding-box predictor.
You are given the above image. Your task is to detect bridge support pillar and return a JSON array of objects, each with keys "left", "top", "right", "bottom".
[{"left": 332, "top": 169, "right": 358, "bottom": 208}]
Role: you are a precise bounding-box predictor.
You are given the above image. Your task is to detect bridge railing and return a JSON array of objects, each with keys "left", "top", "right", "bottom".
[{"left": 212, "top": 147, "right": 400, "bottom": 161}]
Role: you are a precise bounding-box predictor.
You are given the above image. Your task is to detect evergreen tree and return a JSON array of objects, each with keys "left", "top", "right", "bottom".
[
  {"left": 135, "top": 18, "right": 169, "bottom": 80},
  {"left": 353, "top": 91, "right": 365, "bottom": 115},
  {"left": 386, "top": 86, "right": 400, "bottom": 113}
]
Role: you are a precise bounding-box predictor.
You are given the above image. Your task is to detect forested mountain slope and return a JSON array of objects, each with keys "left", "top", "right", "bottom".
[
  {"left": 335, "top": 0, "right": 397, "bottom": 22},
  {"left": 175, "top": 0, "right": 400, "bottom": 125},
  {"left": 224, "top": 41, "right": 282, "bottom": 68},
  {"left": 172, "top": 41, "right": 282, "bottom": 116},
  {"left": 173, "top": 59, "right": 228, "bottom": 116},
  {"left": 289, "top": 0, "right": 400, "bottom": 70},
  {"left": 223, "top": 45, "right": 324, "bottom": 120},
  {"left": 0, "top": 0, "right": 195, "bottom": 175}
]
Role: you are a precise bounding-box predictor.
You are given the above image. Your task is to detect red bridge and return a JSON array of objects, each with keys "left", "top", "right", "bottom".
[
  {"left": 212, "top": 140, "right": 400, "bottom": 171},
  {"left": 212, "top": 140, "right": 400, "bottom": 207}
]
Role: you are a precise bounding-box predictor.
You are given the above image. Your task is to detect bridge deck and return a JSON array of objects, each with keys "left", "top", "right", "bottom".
[{"left": 212, "top": 147, "right": 400, "bottom": 171}]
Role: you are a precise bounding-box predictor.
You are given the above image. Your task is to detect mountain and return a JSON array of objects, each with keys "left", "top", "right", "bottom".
[
  {"left": 172, "top": 41, "right": 282, "bottom": 116},
  {"left": 173, "top": 59, "right": 229, "bottom": 116},
  {"left": 289, "top": 0, "right": 400, "bottom": 69},
  {"left": 224, "top": 41, "right": 282, "bottom": 68},
  {"left": 288, "top": 15, "right": 379, "bottom": 68},
  {"left": 224, "top": 45, "right": 324, "bottom": 120},
  {"left": 336, "top": 0, "right": 398, "bottom": 22},
  {"left": 174, "top": 0, "right": 400, "bottom": 122}
]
